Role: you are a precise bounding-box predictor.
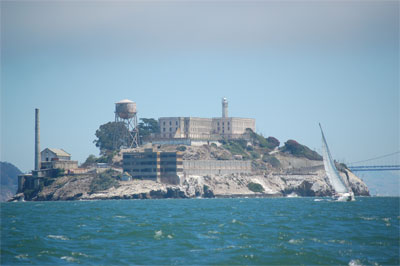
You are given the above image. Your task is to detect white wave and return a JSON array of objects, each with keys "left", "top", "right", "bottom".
[
  {"left": 72, "top": 252, "right": 89, "bottom": 257},
  {"left": 15, "top": 254, "right": 28, "bottom": 260},
  {"left": 154, "top": 230, "right": 162, "bottom": 239},
  {"left": 348, "top": 259, "right": 364, "bottom": 266},
  {"left": 360, "top": 216, "right": 377, "bottom": 221},
  {"left": 329, "top": 239, "right": 346, "bottom": 244},
  {"left": 47, "top": 235, "right": 69, "bottom": 241},
  {"left": 61, "top": 256, "right": 78, "bottom": 262},
  {"left": 208, "top": 230, "right": 220, "bottom": 234},
  {"left": 288, "top": 239, "right": 304, "bottom": 244},
  {"left": 167, "top": 234, "right": 173, "bottom": 239}
]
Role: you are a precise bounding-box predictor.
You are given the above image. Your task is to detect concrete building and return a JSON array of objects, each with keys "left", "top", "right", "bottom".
[
  {"left": 123, "top": 148, "right": 183, "bottom": 184},
  {"left": 157, "top": 98, "right": 255, "bottom": 141},
  {"left": 122, "top": 148, "right": 253, "bottom": 184},
  {"left": 41, "top": 148, "right": 71, "bottom": 162},
  {"left": 40, "top": 148, "right": 78, "bottom": 171}
]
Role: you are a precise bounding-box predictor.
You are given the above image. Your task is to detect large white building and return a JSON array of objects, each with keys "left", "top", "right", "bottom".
[{"left": 158, "top": 98, "right": 255, "bottom": 140}]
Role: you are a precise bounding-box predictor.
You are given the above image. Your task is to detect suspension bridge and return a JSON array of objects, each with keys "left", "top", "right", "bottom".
[{"left": 347, "top": 151, "right": 400, "bottom": 172}]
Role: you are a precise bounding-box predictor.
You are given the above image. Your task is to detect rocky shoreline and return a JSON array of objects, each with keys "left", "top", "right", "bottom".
[
  {"left": 9, "top": 166, "right": 369, "bottom": 202},
  {"left": 9, "top": 143, "right": 370, "bottom": 202}
]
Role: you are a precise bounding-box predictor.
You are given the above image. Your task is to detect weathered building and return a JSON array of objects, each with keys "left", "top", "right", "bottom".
[
  {"left": 123, "top": 148, "right": 183, "bottom": 184},
  {"left": 41, "top": 148, "right": 71, "bottom": 162},
  {"left": 40, "top": 148, "right": 77, "bottom": 171},
  {"left": 157, "top": 98, "right": 255, "bottom": 141},
  {"left": 123, "top": 148, "right": 253, "bottom": 185}
]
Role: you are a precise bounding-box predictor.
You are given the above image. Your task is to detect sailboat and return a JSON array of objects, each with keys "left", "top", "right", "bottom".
[{"left": 319, "top": 123, "right": 355, "bottom": 202}]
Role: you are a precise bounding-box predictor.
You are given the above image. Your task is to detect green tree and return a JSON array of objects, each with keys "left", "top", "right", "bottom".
[
  {"left": 94, "top": 121, "right": 130, "bottom": 154},
  {"left": 138, "top": 118, "right": 160, "bottom": 143}
]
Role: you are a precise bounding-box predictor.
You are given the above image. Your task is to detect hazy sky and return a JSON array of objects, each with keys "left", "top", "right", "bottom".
[{"left": 1, "top": 1, "right": 399, "bottom": 179}]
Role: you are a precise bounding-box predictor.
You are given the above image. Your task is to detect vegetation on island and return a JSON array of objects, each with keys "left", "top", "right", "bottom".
[
  {"left": 247, "top": 182, "right": 264, "bottom": 193},
  {"left": 280, "top": 140, "right": 322, "bottom": 161},
  {"left": 94, "top": 119, "right": 160, "bottom": 154},
  {"left": 89, "top": 169, "right": 120, "bottom": 194}
]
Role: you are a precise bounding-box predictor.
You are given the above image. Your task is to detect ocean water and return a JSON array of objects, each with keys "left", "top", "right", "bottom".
[{"left": 1, "top": 197, "right": 399, "bottom": 265}]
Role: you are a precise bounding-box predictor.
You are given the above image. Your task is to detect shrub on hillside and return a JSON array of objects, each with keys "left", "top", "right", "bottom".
[
  {"left": 247, "top": 182, "right": 264, "bottom": 193},
  {"left": 176, "top": 146, "right": 187, "bottom": 152},
  {"left": 281, "top": 140, "right": 322, "bottom": 160},
  {"left": 266, "top": 137, "right": 280, "bottom": 149},
  {"left": 90, "top": 170, "right": 120, "bottom": 193},
  {"left": 222, "top": 140, "right": 248, "bottom": 156},
  {"left": 262, "top": 155, "right": 281, "bottom": 168}
]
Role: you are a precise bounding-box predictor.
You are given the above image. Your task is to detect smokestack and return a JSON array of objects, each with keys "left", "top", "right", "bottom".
[
  {"left": 222, "top": 98, "right": 228, "bottom": 118},
  {"left": 35, "top": 108, "right": 40, "bottom": 171}
]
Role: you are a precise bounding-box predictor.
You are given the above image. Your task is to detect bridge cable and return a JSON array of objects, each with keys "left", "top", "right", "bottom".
[{"left": 348, "top": 151, "right": 400, "bottom": 165}]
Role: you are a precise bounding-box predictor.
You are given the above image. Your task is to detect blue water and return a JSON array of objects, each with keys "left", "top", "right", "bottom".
[{"left": 1, "top": 197, "right": 399, "bottom": 265}]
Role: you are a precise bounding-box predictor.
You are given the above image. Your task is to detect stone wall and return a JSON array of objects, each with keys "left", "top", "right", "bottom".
[{"left": 183, "top": 160, "right": 252, "bottom": 175}]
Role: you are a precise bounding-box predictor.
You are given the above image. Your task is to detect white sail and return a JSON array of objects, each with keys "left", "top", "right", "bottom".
[{"left": 319, "top": 123, "right": 348, "bottom": 194}]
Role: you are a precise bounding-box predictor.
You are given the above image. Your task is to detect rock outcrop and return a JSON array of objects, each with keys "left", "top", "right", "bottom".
[{"left": 13, "top": 144, "right": 370, "bottom": 201}]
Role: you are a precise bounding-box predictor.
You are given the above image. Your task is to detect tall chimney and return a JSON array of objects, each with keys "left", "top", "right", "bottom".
[
  {"left": 35, "top": 108, "right": 40, "bottom": 171},
  {"left": 222, "top": 98, "right": 228, "bottom": 118}
]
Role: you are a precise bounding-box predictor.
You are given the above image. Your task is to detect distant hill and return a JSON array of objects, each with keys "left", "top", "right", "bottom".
[{"left": 1, "top": 161, "right": 22, "bottom": 201}]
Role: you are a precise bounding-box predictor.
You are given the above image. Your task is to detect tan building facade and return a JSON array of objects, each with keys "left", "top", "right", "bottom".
[{"left": 157, "top": 98, "right": 255, "bottom": 140}]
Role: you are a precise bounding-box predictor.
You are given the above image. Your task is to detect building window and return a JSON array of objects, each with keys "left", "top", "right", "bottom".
[
  {"left": 228, "top": 122, "right": 230, "bottom": 126},
  {"left": 163, "top": 121, "right": 165, "bottom": 126},
  {"left": 228, "top": 127, "right": 230, "bottom": 131},
  {"left": 218, "top": 122, "right": 219, "bottom": 125},
  {"left": 169, "top": 121, "right": 172, "bottom": 125},
  {"left": 170, "top": 128, "right": 172, "bottom": 132},
  {"left": 176, "top": 121, "right": 178, "bottom": 125},
  {"left": 163, "top": 128, "right": 166, "bottom": 132}
]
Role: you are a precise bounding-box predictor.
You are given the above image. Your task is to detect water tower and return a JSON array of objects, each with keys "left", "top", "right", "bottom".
[{"left": 113, "top": 99, "right": 139, "bottom": 149}]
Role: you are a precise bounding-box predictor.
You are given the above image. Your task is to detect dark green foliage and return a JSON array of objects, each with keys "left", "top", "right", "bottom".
[
  {"left": 247, "top": 182, "right": 264, "bottom": 193},
  {"left": 281, "top": 140, "right": 322, "bottom": 160},
  {"left": 246, "top": 145, "right": 254, "bottom": 151},
  {"left": 216, "top": 153, "right": 231, "bottom": 160},
  {"left": 266, "top": 137, "right": 280, "bottom": 149},
  {"left": 90, "top": 170, "right": 120, "bottom": 193},
  {"left": 262, "top": 155, "right": 281, "bottom": 168},
  {"left": 176, "top": 146, "right": 187, "bottom": 152},
  {"left": 94, "top": 121, "right": 130, "bottom": 154},
  {"left": 97, "top": 151, "right": 118, "bottom": 164},
  {"left": 138, "top": 118, "right": 160, "bottom": 143},
  {"left": 246, "top": 129, "right": 269, "bottom": 148},
  {"left": 250, "top": 151, "right": 260, "bottom": 159},
  {"left": 222, "top": 140, "right": 247, "bottom": 156},
  {"left": 82, "top": 154, "right": 97, "bottom": 166}
]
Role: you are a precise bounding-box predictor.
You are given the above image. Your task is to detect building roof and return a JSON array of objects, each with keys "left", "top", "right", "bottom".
[
  {"left": 43, "top": 148, "right": 71, "bottom": 157},
  {"left": 116, "top": 99, "right": 134, "bottom": 104}
]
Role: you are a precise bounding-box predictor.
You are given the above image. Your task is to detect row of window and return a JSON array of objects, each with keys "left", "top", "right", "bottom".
[
  {"left": 217, "top": 122, "right": 230, "bottom": 126},
  {"left": 162, "top": 121, "right": 179, "bottom": 126}
]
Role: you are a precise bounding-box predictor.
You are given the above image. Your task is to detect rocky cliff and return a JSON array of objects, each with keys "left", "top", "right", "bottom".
[{"left": 11, "top": 143, "right": 370, "bottom": 201}]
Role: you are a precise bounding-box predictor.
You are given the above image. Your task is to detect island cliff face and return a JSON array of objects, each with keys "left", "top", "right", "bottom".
[{"left": 13, "top": 144, "right": 370, "bottom": 201}]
